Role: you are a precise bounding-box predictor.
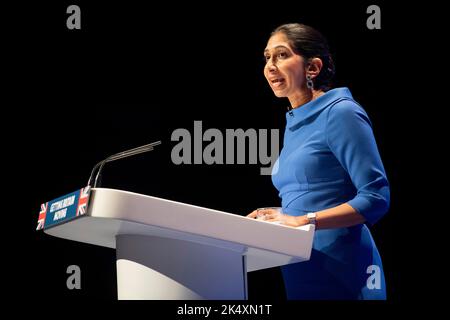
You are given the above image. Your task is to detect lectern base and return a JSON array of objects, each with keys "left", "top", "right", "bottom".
[{"left": 116, "top": 234, "right": 248, "bottom": 300}]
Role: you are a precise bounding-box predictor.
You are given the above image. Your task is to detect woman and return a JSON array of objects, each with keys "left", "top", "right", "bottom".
[{"left": 247, "top": 23, "right": 390, "bottom": 300}]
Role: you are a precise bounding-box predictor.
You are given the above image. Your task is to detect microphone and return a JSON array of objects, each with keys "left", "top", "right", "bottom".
[{"left": 87, "top": 140, "right": 162, "bottom": 188}]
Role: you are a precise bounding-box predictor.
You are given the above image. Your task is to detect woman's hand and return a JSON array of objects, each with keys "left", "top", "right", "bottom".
[{"left": 246, "top": 208, "right": 308, "bottom": 227}]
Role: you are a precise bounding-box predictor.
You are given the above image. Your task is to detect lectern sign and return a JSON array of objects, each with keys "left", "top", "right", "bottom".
[{"left": 36, "top": 186, "right": 90, "bottom": 230}]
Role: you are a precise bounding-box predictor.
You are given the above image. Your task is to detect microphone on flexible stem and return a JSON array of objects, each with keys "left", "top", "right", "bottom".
[{"left": 87, "top": 140, "right": 162, "bottom": 188}]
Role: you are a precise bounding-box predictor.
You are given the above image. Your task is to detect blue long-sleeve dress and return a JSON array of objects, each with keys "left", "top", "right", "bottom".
[{"left": 271, "top": 87, "right": 390, "bottom": 300}]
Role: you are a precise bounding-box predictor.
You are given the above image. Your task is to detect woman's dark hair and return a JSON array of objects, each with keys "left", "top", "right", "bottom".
[{"left": 272, "top": 23, "right": 335, "bottom": 91}]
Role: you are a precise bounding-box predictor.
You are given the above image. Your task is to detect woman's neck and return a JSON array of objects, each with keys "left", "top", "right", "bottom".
[{"left": 288, "top": 89, "right": 324, "bottom": 109}]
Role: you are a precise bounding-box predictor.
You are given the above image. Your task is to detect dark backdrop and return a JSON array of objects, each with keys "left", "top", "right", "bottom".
[{"left": 8, "top": 0, "right": 423, "bottom": 316}]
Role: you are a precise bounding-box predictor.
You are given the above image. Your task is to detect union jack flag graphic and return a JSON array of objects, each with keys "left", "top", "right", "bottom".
[
  {"left": 36, "top": 202, "right": 48, "bottom": 230},
  {"left": 77, "top": 186, "right": 90, "bottom": 216}
]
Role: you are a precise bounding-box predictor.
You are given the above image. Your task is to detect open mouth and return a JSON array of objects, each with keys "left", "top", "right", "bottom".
[{"left": 271, "top": 78, "right": 285, "bottom": 88}]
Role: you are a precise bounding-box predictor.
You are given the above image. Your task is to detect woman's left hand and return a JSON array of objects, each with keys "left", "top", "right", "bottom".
[{"left": 247, "top": 208, "right": 308, "bottom": 227}]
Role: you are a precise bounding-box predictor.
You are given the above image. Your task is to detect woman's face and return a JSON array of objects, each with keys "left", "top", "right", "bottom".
[{"left": 264, "top": 32, "right": 306, "bottom": 98}]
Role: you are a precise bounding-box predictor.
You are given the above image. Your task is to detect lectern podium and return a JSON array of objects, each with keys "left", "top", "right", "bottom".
[{"left": 42, "top": 188, "right": 314, "bottom": 300}]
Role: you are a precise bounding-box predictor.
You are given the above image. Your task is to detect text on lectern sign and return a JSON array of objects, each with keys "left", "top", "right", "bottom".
[{"left": 36, "top": 186, "right": 90, "bottom": 230}]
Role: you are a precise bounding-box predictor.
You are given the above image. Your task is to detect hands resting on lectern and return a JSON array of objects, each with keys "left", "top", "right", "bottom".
[
  {"left": 247, "top": 203, "right": 367, "bottom": 230},
  {"left": 246, "top": 208, "right": 308, "bottom": 227}
]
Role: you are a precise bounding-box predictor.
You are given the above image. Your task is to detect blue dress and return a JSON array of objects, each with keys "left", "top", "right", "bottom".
[{"left": 272, "top": 87, "right": 390, "bottom": 300}]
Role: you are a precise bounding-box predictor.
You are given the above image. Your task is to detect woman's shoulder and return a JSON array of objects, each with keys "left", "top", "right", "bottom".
[{"left": 326, "top": 95, "right": 370, "bottom": 123}]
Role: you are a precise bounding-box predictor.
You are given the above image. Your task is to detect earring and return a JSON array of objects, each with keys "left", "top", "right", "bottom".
[{"left": 306, "top": 74, "right": 314, "bottom": 89}]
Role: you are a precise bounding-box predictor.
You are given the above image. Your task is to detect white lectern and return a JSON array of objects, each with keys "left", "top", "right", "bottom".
[{"left": 44, "top": 188, "right": 314, "bottom": 300}]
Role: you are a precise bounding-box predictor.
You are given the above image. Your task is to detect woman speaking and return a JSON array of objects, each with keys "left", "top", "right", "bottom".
[{"left": 247, "top": 23, "right": 390, "bottom": 300}]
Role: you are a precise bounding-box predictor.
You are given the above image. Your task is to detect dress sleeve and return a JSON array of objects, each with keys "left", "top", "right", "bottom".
[{"left": 326, "top": 100, "right": 390, "bottom": 225}]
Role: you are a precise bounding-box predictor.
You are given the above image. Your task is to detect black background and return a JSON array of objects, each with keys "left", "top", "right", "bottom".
[{"left": 7, "top": 0, "right": 431, "bottom": 317}]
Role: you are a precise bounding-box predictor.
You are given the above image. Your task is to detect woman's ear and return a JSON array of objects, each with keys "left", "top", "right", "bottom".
[{"left": 307, "top": 58, "right": 323, "bottom": 79}]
